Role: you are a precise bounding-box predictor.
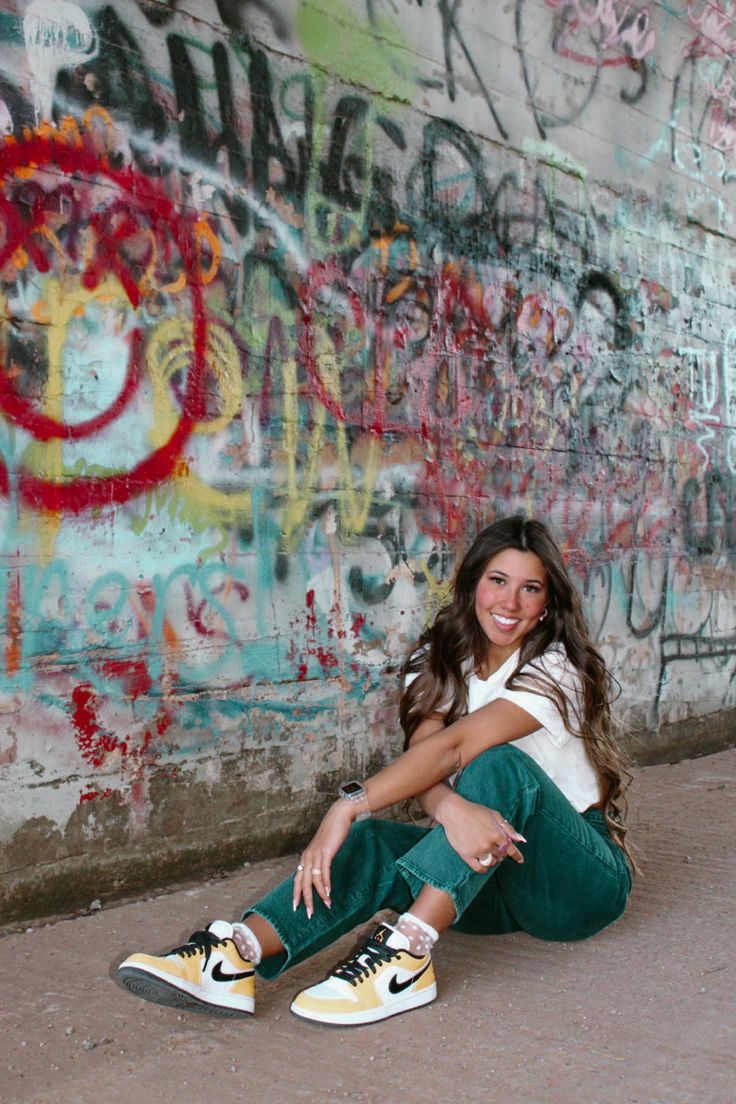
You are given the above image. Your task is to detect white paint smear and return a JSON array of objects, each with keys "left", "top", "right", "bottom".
[{"left": 24, "top": 0, "right": 97, "bottom": 123}]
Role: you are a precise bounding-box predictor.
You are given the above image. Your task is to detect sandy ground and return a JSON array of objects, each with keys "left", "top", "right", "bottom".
[{"left": 1, "top": 747, "right": 735, "bottom": 1104}]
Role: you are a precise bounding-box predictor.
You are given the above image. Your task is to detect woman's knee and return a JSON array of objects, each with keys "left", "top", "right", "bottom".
[
  {"left": 455, "top": 744, "right": 538, "bottom": 801},
  {"left": 461, "top": 743, "right": 528, "bottom": 780}
]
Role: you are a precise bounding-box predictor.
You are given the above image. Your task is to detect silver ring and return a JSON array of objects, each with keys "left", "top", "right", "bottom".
[
  {"left": 478, "top": 853, "right": 494, "bottom": 867},
  {"left": 296, "top": 863, "right": 304, "bottom": 872},
  {"left": 311, "top": 868, "right": 322, "bottom": 876}
]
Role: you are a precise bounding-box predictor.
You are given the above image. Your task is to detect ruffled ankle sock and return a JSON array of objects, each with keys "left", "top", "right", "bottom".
[
  {"left": 231, "top": 922, "right": 263, "bottom": 965},
  {"left": 395, "top": 913, "right": 439, "bottom": 957}
]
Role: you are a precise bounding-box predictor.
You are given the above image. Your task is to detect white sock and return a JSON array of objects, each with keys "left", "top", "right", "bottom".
[
  {"left": 395, "top": 913, "right": 439, "bottom": 957},
  {"left": 231, "top": 921, "right": 262, "bottom": 965}
]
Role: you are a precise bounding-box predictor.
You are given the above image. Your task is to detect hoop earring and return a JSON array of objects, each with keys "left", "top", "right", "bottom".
[{"left": 539, "top": 607, "right": 549, "bottom": 622}]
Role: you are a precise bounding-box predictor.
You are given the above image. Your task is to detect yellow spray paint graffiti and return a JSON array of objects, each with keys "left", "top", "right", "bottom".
[{"left": 147, "top": 316, "right": 254, "bottom": 522}]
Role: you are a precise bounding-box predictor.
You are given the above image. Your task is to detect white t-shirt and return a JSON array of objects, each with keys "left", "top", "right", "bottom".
[{"left": 407, "top": 645, "right": 601, "bottom": 812}]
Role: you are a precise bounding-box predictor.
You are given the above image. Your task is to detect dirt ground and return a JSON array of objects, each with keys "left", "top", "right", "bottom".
[{"left": 2, "top": 747, "right": 735, "bottom": 1104}]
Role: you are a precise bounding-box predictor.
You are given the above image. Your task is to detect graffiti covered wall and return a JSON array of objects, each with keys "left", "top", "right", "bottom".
[{"left": 1, "top": 0, "right": 735, "bottom": 920}]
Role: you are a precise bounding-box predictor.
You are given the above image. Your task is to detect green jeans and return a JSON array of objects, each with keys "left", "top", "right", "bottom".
[{"left": 247, "top": 745, "right": 632, "bottom": 980}]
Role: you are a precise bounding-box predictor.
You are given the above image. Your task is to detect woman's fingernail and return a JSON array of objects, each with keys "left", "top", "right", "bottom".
[
  {"left": 307, "top": 907, "right": 313, "bottom": 920},
  {"left": 326, "top": 898, "right": 332, "bottom": 909},
  {"left": 516, "top": 834, "right": 527, "bottom": 843},
  {"left": 292, "top": 900, "right": 297, "bottom": 912}
]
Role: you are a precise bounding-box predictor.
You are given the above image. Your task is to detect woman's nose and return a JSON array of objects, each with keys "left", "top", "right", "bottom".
[{"left": 501, "top": 588, "right": 521, "bottom": 609}]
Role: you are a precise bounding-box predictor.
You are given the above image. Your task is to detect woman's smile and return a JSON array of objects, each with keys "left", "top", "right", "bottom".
[{"left": 491, "top": 613, "right": 521, "bottom": 629}]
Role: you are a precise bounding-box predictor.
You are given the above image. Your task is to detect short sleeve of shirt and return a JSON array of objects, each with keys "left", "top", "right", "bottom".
[{"left": 496, "top": 648, "right": 583, "bottom": 748}]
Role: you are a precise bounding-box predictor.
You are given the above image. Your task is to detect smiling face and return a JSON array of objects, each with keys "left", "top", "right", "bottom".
[{"left": 474, "top": 547, "right": 549, "bottom": 674}]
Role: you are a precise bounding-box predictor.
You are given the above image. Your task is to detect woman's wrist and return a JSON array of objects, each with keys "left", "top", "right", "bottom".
[
  {"left": 336, "top": 796, "right": 365, "bottom": 823},
  {"left": 338, "top": 781, "right": 371, "bottom": 821},
  {"left": 427, "top": 785, "right": 463, "bottom": 825}
]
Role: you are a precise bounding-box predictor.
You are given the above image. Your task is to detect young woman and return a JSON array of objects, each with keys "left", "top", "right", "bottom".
[{"left": 118, "top": 516, "right": 633, "bottom": 1026}]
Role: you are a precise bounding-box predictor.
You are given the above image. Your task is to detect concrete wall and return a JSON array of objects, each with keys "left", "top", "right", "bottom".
[{"left": 1, "top": 0, "right": 735, "bottom": 922}]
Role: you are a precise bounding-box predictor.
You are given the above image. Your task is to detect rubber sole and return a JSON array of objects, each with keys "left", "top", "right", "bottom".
[
  {"left": 289, "top": 982, "right": 437, "bottom": 1027},
  {"left": 118, "top": 966, "right": 254, "bottom": 1018}
]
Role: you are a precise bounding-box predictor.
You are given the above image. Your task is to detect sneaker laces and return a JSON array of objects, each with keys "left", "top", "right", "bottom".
[
  {"left": 169, "top": 929, "right": 225, "bottom": 966},
  {"left": 332, "top": 938, "right": 399, "bottom": 987}
]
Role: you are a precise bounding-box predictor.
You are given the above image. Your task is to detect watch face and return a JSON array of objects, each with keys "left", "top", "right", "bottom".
[{"left": 342, "top": 782, "right": 363, "bottom": 796}]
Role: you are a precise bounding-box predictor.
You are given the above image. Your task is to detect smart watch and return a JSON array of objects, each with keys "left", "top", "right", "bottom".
[{"left": 338, "top": 780, "right": 371, "bottom": 821}]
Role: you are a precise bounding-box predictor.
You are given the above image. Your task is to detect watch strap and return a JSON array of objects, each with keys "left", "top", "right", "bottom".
[{"left": 339, "top": 780, "right": 371, "bottom": 821}]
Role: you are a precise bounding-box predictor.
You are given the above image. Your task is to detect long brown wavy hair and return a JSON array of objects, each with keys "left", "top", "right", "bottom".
[{"left": 399, "top": 516, "right": 636, "bottom": 872}]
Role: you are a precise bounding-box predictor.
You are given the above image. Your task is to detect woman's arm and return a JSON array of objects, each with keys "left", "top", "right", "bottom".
[
  {"left": 363, "top": 697, "right": 540, "bottom": 813},
  {"left": 407, "top": 712, "right": 532, "bottom": 869},
  {"left": 293, "top": 697, "right": 540, "bottom": 915}
]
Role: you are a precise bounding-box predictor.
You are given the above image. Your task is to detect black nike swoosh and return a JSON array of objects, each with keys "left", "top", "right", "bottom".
[
  {"left": 388, "top": 960, "right": 431, "bottom": 995},
  {"left": 211, "top": 960, "right": 255, "bottom": 982}
]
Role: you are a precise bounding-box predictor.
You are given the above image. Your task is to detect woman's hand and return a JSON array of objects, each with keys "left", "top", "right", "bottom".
[
  {"left": 292, "top": 799, "right": 355, "bottom": 918},
  {"left": 437, "top": 791, "right": 526, "bottom": 872}
]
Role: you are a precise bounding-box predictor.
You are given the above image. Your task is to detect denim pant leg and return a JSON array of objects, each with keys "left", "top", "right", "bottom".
[
  {"left": 397, "top": 745, "right": 631, "bottom": 941},
  {"left": 246, "top": 818, "right": 427, "bottom": 980}
]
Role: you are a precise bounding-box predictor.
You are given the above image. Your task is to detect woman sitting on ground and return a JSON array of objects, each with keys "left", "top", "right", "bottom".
[{"left": 118, "top": 515, "right": 634, "bottom": 1026}]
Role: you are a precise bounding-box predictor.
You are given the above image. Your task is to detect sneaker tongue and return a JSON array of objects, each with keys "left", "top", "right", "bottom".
[
  {"left": 207, "top": 920, "right": 234, "bottom": 940},
  {"left": 372, "top": 923, "right": 410, "bottom": 951}
]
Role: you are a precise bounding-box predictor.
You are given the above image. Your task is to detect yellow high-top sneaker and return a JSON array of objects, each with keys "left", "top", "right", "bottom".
[
  {"left": 118, "top": 920, "right": 255, "bottom": 1016},
  {"left": 290, "top": 922, "right": 436, "bottom": 1026}
]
